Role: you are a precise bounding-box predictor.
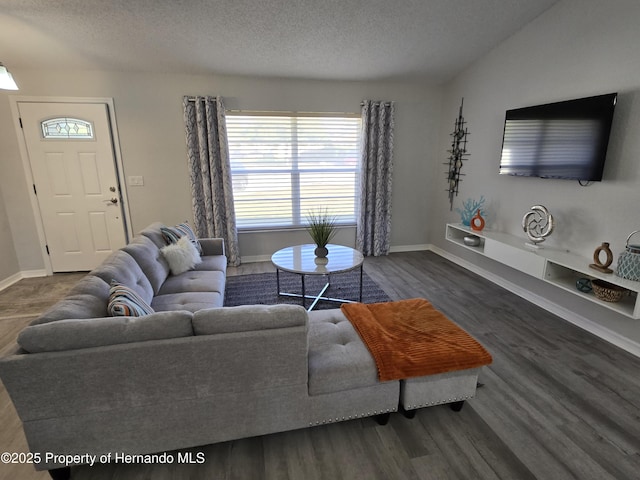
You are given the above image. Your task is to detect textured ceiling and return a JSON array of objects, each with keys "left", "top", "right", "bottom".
[{"left": 0, "top": 0, "right": 560, "bottom": 83}]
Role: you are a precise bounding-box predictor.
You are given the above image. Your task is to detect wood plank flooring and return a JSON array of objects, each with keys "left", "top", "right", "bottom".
[{"left": 0, "top": 251, "right": 639, "bottom": 479}]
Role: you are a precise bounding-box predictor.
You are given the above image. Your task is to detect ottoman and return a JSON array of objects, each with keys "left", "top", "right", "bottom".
[{"left": 307, "top": 306, "right": 487, "bottom": 416}]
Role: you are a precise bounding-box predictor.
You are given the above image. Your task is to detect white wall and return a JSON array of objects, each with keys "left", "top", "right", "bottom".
[
  {"left": 0, "top": 92, "right": 41, "bottom": 273},
  {"left": 432, "top": 0, "right": 640, "bottom": 345},
  {"left": 0, "top": 72, "right": 442, "bottom": 271},
  {"left": 0, "top": 183, "right": 20, "bottom": 283}
]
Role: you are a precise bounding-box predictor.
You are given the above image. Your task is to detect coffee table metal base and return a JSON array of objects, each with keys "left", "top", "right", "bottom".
[{"left": 276, "top": 265, "right": 363, "bottom": 311}]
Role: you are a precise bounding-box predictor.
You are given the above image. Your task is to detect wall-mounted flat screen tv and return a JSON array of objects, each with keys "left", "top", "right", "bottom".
[{"left": 499, "top": 93, "right": 617, "bottom": 181}]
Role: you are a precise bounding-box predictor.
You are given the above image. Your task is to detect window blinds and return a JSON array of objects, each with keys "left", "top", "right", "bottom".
[{"left": 226, "top": 113, "right": 361, "bottom": 230}]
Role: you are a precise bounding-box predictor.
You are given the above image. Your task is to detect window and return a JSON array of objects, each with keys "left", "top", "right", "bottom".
[
  {"left": 226, "top": 113, "right": 361, "bottom": 230},
  {"left": 41, "top": 117, "right": 94, "bottom": 139}
]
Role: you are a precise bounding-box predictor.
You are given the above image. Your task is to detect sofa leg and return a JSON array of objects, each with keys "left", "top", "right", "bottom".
[
  {"left": 375, "top": 412, "right": 391, "bottom": 425},
  {"left": 450, "top": 400, "right": 465, "bottom": 412},
  {"left": 399, "top": 405, "right": 416, "bottom": 419},
  {"left": 48, "top": 467, "right": 71, "bottom": 480}
]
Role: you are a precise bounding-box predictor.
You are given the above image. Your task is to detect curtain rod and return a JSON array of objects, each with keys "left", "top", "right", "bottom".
[
  {"left": 185, "top": 96, "right": 213, "bottom": 102},
  {"left": 185, "top": 96, "right": 392, "bottom": 107},
  {"left": 225, "top": 110, "right": 359, "bottom": 117},
  {"left": 185, "top": 99, "right": 358, "bottom": 116}
]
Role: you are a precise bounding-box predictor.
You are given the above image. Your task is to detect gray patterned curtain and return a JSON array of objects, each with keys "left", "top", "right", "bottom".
[
  {"left": 356, "top": 100, "right": 395, "bottom": 256},
  {"left": 183, "top": 96, "right": 240, "bottom": 266}
]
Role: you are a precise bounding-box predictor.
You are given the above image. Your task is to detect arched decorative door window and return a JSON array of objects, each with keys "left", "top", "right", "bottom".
[{"left": 41, "top": 117, "right": 94, "bottom": 139}]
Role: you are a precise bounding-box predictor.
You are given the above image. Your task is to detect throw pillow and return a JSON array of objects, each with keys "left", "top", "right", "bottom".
[
  {"left": 161, "top": 235, "right": 202, "bottom": 275},
  {"left": 108, "top": 280, "right": 155, "bottom": 317},
  {"left": 160, "top": 222, "right": 203, "bottom": 254}
]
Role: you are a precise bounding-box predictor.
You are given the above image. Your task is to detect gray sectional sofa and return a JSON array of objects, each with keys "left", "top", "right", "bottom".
[{"left": 0, "top": 223, "right": 483, "bottom": 479}]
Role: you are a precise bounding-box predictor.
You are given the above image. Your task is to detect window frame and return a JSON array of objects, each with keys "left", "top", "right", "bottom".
[{"left": 41, "top": 117, "right": 95, "bottom": 140}]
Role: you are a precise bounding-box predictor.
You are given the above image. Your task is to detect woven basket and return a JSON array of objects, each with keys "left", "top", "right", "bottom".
[{"left": 591, "top": 279, "right": 626, "bottom": 303}]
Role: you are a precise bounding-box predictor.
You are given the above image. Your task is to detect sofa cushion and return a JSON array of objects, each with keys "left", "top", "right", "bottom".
[
  {"left": 108, "top": 281, "right": 155, "bottom": 317},
  {"left": 17, "top": 311, "right": 194, "bottom": 353},
  {"left": 30, "top": 276, "right": 110, "bottom": 326},
  {"left": 158, "top": 270, "right": 225, "bottom": 295},
  {"left": 90, "top": 250, "right": 154, "bottom": 304},
  {"left": 194, "top": 254, "right": 227, "bottom": 273},
  {"left": 31, "top": 294, "right": 109, "bottom": 326},
  {"left": 67, "top": 274, "right": 111, "bottom": 297},
  {"left": 160, "top": 236, "right": 202, "bottom": 275},
  {"left": 139, "top": 222, "right": 166, "bottom": 249},
  {"left": 192, "top": 304, "right": 307, "bottom": 335},
  {"left": 122, "top": 235, "right": 170, "bottom": 294},
  {"left": 151, "top": 292, "right": 223, "bottom": 312},
  {"left": 307, "top": 309, "right": 379, "bottom": 395}
]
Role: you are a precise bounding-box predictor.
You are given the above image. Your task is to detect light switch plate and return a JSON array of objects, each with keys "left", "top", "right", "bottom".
[{"left": 128, "top": 176, "right": 144, "bottom": 186}]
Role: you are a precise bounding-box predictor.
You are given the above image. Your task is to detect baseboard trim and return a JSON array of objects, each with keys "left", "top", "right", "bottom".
[
  {"left": 0, "top": 269, "right": 47, "bottom": 292},
  {"left": 429, "top": 244, "right": 640, "bottom": 358},
  {"left": 0, "top": 272, "right": 23, "bottom": 292},
  {"left": 240, "top": 243, "right": 432, "bottom": 265},
  {"left": 20, "top": 269, "right": 47, "bottom": 278},
  {"left": 390, "top": 244, "right": 431, "bottom": 253},
  {"left": 240, "top": 254, "right": 273, "bottom": 264}
]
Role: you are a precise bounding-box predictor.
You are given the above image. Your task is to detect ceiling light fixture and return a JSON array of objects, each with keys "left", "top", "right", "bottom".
[{"left": 0, "top": 62, "right": 19, "bottom": 90}]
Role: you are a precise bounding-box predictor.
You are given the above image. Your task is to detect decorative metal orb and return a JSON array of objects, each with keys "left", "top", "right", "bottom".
[
  {"left": 463, "top": 235, "right": 481, "bottom": 246},
  {"left": 522, "top": 205, "right": 554, "bottom": 245}
]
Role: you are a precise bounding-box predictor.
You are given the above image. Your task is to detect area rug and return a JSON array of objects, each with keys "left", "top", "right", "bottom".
[{"left": 224, "top": 270, "right": 390, "bottom": 309}]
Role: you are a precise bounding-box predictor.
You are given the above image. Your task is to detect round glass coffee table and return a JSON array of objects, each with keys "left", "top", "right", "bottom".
[{"left": 271, "top": 244, "right": 364, "bottom": 311}]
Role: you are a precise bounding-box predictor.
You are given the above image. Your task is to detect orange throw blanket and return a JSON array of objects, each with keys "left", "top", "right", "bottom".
[{"left": 341, "top": 298, "right": 492, "bottom": 381}]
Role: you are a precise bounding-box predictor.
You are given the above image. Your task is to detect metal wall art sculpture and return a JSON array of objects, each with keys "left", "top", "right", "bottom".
[
  {"left": 522, "top": 205, "right": 554, "bottom": 248},
  {"left": 446, "top": 98, "right": 470, "bottom": 210}
]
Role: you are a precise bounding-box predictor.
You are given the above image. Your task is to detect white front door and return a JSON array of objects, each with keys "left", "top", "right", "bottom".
[{"left": 18, "top": 102, "right": 127, "bottom": 272}]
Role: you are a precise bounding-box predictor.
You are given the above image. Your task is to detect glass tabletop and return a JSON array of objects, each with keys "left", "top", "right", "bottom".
[{"left": 271, "top": 244, "right": 364, "bottom": 275}]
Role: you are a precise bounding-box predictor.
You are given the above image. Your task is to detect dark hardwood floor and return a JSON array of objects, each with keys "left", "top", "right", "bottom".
[{"left": 1, "top": 251, "right": 639, "bottom": 479}]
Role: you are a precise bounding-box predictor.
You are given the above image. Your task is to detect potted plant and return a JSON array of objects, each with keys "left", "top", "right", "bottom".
[{"left": 306, "top": 208, "right": 337, "bottom": 258}]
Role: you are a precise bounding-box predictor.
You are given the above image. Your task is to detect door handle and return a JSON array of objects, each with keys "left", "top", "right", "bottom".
[{"left": 104, "top": 198, "right": 119, "bottom": 205}]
